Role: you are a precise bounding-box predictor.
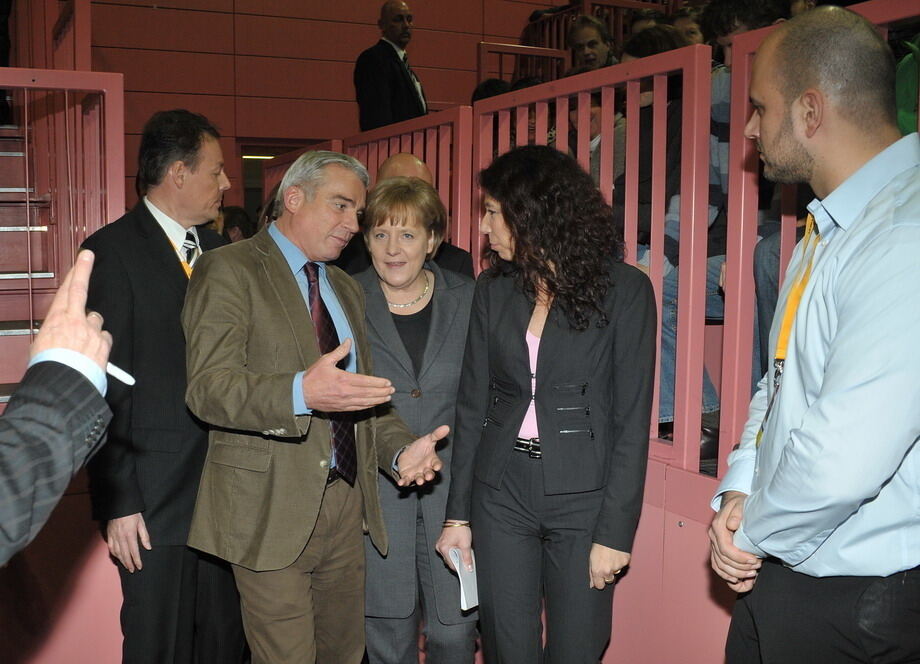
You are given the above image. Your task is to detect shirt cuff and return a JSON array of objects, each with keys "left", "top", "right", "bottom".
[
  {"left": 293, "top": 371, "right": 311, "bottom": 415},
  {"left": 28, "top": 349, "right": 107, "bottom": 397},
  {"left": 392, "top": 445, "right": 407, "bottom": 474},
  {"left": 733, "top": 523, "right": 767, "bottom": 558},
  {"left": 710, "top": 452, "right": 757, "bottom": 512}
]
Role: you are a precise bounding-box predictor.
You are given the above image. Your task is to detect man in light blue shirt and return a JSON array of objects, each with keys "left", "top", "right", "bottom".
[{"left": 710, "top": 8, "right": 920, "bottom": 663}]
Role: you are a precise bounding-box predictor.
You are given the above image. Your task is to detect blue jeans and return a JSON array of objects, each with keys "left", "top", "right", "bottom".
[{"left": 658, "top": 255, "right": 761, "bottom": 423}]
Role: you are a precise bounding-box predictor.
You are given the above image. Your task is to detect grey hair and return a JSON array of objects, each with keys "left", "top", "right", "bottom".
[{"left": 275, "top": 150, "right": 370, "bottom": 212}]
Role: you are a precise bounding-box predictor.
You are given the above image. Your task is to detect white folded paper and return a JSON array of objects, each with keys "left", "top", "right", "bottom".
[{"left": 448, "top": 547, "right": 479, "bottom": 610}]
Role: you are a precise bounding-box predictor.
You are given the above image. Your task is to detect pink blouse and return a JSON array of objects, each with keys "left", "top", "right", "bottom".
[{"left": 517, "top": 330, "right": 540, "bottom": 439}]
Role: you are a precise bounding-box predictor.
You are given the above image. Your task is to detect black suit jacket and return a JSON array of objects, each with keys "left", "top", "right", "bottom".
[
  {"left": 444, "top": 261, "right": 656, "bottom": 552},
  {"left": 333, "top": 234, "right": 474, "bottom": 279},
  {"left": 354, "top": 40, "right": 427, "bottom": 131},
  {"left": 82, "top": 203, "right": 225, "bottom": 546},
  {"left": 0, "top": 362, "right": 111, "bottom": 565}
]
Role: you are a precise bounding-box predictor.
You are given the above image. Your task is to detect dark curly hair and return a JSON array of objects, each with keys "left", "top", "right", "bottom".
[{"left": 479, "top": 145, "right": 623, "bottom": 330}]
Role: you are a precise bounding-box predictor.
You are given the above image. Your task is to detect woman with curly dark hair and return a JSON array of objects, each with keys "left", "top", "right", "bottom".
[{"left": 436, "top": 145, "right": 657, "bottom": 663}]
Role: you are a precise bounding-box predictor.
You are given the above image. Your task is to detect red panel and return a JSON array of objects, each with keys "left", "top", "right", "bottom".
[
  {"left": 235, "top": 56, "right": 355, "bottom": 101},
  {"left": 234, "top": 0, "right": 379, "bottom": 22},
  {"left": 92, "top": 0, "right": 233, "bottom": 11},
  {"left": 234, "top": 14, "right": 376, "bottom": 60},
  {"left": 92, "top": 48, "right": 234, "bottom": 95},
  {"left": 236, "top": 97, "right": 358, "bottom": 139},
  {"left": 485, "top": 1, "right": 557, "bottom": 39},
  {"left": 415, "top": 68, "right": 477, "bottom": 108},
  {"left": 406, "top": 30, "right": 481, "bottom": 72},
  {"left": 91, "top": 4, "right": 234, "bottom": 53},
  {"left": 124, "top": 92, "right": 236, "bottom": 135}
]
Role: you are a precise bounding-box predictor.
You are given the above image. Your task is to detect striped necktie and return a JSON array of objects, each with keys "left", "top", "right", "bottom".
[{"left": 181, "top": 230, "right": 199, "bottom": 267}]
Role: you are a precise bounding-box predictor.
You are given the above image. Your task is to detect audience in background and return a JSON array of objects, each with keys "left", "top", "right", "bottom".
[
  {"left": 567, "top": 15, "right": 618, "bottom": 70},
  {"left": 629, "top": 8, "right": 666, "bottom": 36},
  {"left": 471, "top": 77, "right": 510, "bottom": 104},
  {"left": 354, "top": 1, "right": 427, "bottom": 131},
  {"left": 220, "top": 205, "right": 255, "bottom": 243},
  {"left": 668, "top": 6, "right": 705, "bottom": 45}
]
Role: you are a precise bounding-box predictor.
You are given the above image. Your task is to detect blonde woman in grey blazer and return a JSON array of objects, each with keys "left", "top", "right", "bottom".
[{"left": 357, "top": 177, "right": 477, "bottom": 664}]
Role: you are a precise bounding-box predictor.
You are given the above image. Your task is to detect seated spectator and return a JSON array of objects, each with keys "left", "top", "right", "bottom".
[
  {"left": 471, "top": 77, "right": 510, "bottom": 104},
  {"left": 629, "top": 8, "right": 665, "bottom": 36},
  {"left": 221, "top": 205, "right": 255, "bottom": 243},
  {"left": 567, "top": 15, "right": 618, "bottom": 71},
  {"left": 667, "top": 6, "right": 704, "bottom": 45}
]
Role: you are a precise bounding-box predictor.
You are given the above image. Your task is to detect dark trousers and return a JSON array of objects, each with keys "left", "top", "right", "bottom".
[
  {"left": 118, "top": 544, "right": 247, "bottom": 664},
  {"left": 727, "top": 558, "right": 920, "bottom": 664},
  {"left": 471, "top": 451, "right": 613, "bottom": 664}
]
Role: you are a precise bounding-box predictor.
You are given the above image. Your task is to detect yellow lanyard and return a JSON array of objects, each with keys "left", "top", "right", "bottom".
[
  {"left": 756, "top": 214, "right": 820, "bottom": 447},
  {"left": 169, "top": 240, "right": 195, "bottom": 279}
]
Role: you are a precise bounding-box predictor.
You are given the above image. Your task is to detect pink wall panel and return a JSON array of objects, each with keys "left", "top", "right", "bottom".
[
  {"left": 419, "top": 68, "right": 479, "bottom": 107},
  {"left": 236, "top": 97, "right": 357, "bottom": 140},
  {"left": 234, "top": 14, "right": 377, "bottom": 61},
  {"left": 409, "top": 30, "right": 481, "bottom": 71},
  {"left": 93, "top": 48, "right": 234, "bottom": 95},
  {"left": 96, "top": 0, "right": 232, "bottom": 11},
  {"left": 235, "top": 56, "right": 355, "bottom": 100},
  {"left": 124, "top": 91, "right": 236, "bottom": 135},
  {"left": 234, "top": 0, "right": 383, "bottom": 23},
  {"left": 91, "top": 4, "right": 234, "bottom": 52}
]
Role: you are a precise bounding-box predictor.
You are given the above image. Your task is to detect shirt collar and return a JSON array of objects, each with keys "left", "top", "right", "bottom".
[
  {"left": 144, "top": 196, "right": 197, "bottom": 251},
  {"left": 807, "top": 133, "right": 920, "bottom": 236},
  {"left": 382, "top": 38, "right": 406, "bottom": 61},
  {"left": 268, "top": 221, "right": 325, "bottom": 277}
]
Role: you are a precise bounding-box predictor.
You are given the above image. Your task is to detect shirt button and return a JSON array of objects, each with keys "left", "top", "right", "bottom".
[
  {"left": 319, "top": 459, "right": 329, "bottom": 469},
  {"left": 410, "top": 389, "right": 422, "bottom": 398}
]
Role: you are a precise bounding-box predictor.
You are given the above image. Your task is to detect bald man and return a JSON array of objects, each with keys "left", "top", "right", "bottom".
[
  {"left": 354, "top": 1, "right": 427, "bottom": 132},
  {"left": 332, "top": 153, "right": 474, "bottom": 277},
  {"left": 709, "top": 8, "right": 920, "bottom": 663}
]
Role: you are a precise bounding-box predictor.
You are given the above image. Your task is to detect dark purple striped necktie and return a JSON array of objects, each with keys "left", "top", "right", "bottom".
[{"left": 304, "top": 261, "right": 357, "bottom": 485}]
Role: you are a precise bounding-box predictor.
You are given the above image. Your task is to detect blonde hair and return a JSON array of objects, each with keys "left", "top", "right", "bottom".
[{"left": 363, "top": 177, "right": 446, "bottom": 259}]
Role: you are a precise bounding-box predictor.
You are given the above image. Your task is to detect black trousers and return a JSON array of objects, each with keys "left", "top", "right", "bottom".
[
  {"left": 471, "top": 451, "right": 613, "bottom": 664},
  {"left": 727, "top": 558, "right": 920, "bottom": 664},
  {"left": 118, "top": 544, "right": 248, "bottom": 664}
]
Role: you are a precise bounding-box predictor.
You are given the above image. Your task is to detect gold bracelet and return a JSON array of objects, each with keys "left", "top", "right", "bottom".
[{"left": 442, "top": 521, "right": 470, "bottom": 527}]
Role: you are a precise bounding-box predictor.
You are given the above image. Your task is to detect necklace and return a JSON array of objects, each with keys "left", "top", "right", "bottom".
[{"left": 386, "top": 271, "right": 430, "bottom": 309}]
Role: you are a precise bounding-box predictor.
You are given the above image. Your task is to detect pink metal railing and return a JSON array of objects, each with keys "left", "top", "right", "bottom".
[
  {"left": 0, "top": 67, "right": 124, "bottom": 388},
  {"left": 471, "top": 44, "right": 713, "bottom": 472},
  {"left": 717, "top": 0, "right": 920, "bottom": 476},
  {"left": 15, "top": 0, "right": 91, "bottom": 71},
  {"left": 477, "top": 42, "right": 570, "bottom": 84},
  {"left": 342, "top": 107, "right": 474, "bottom": 253}
]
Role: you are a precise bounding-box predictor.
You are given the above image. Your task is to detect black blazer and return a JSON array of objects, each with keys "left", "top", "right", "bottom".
[
  {"left": 82, "top": 203, "right": 225, "bottom": 546},
  {"left": 333, "top": 234, "right": 474, "bottom": 279},
  {"left": 0, "top": 362, "right": 111, "bottom": 565},
  {"left": 354, "top": 40, "right": 427, "bottom": 131},
  {"left": 444, "top": 261, "right": 656, "bottom": 552}
]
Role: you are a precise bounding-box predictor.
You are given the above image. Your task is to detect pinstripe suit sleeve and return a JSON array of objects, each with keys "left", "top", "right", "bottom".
[{"left": 0, "top": 361, "right": 112, "bottom": 565}]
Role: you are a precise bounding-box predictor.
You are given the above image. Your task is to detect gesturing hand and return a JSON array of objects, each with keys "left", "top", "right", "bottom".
[
  {"left": 31, "top": 249, "right": 112, "bottom": 369},
  {"left": 589, "top": 543, "right": 630, "bottom": 590},
  {"left": 106, "top": 512, "right": 151, "bottom": 573},
  {"left": 302, "top": 339, "right": 395, "bottom": 412},
  {"left": 709, "top": 491, "right": 761, "bottom": 592},
  {"left": 396, "top": 425, "right": 448, "bottom": 487}
]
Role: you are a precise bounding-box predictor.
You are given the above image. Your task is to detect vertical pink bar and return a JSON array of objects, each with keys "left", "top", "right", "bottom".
[
  {"left": 777, "top": 183, "right": 799, "bottom": 290},
  {"left": 516, "top": 104, "right": 529, "bottom": 148},
  {"left": 399, "top": 133, "right": 411, "bottom": 154},
  {"left": 534, "top": 100, "right": 549, "bottom": 146},
  {"left": 622, "top": 80, "right": 640, "bottom": 257},
  {"left": 472, "top": 111, "right": 494, "bottom": 274},
  {"left": 425, "top": 126, "right": 438, "bottom": 172},
  {"left": 497, "top": 109, "right": 511, "bottom": 156},
  {"left": 719, "top": 29, "right": 771, "bottom": 476},
  {"left": 554, "top": 95, "right": 569, "bottom": 155},
  {"left": 576, "top": 90, "right": 590, "bottom": 172},
  {"left": 412, "top": 130, "right": 424, "bottom": 159},
  {"left": 671, "top": 45, "right": 712, "bottom": 472},
  {"left": 647, "top": 74, "right": 668, "bottom": 434},
  {"left": 438, "top": 123, "right": 451, "bottom": 221},
  {"left": 452, "top": 107, "right": 474, "bottom": 255},
  {"left": 598, "top": 86, "right": 615, "bottom": 205}
]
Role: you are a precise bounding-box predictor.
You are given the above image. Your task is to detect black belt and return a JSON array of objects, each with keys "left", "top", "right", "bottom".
[{"left": 514, "top": 437, "right": 542, "bottom": 458}]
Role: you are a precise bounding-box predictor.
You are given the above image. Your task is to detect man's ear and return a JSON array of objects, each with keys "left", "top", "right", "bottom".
[
  {"left": 798, "top": 89, "right": 824, "bottom": 139},
  {"left": 167, "top": 160, "right": 186, "bottom": 189},
  {"left": 283, "top": 185, "right": 304, "bottom": 214}
]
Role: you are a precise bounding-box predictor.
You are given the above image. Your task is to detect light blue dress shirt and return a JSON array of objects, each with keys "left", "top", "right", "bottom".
[
  {"left": 28, "top": 349, "right": 107, "bottom": 396},
  {"left": 267, "top": 223, "right": 357, "bottom": 416},
  {"left": 714, "top": 133, "right": 920, "bottom": 577}
]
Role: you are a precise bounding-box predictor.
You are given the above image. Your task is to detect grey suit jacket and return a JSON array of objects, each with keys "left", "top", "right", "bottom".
[
  {"left": 183, "top": 227, "right": 416, "bottom": 572},
  {"left": 355, "top": 263, "right": 476, "bottom": 624},
  {"left": 0, "top": 361, "right": 111, "bottom": 565}
]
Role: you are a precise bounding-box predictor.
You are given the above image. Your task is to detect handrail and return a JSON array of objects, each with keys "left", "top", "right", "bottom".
[
  {"left": 342, "top": 107, "right": 474, "bottom": 253},
  {"left": 477, "top": 41, "right": 570, "bottom": 84}
]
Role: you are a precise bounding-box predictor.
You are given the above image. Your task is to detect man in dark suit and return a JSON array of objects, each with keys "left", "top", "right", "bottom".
[
  {"left": 333, "top": 153, "right": 475, "bottom": 277},
  {"left": 0, "top": 250, "right": 112, "bottom": 565},
  {"left": 182, "top": 150, "right": 447, "bottom": 664},
  {"left": 354, "top": 1, "right": 427, "bottom": 131},
  {"left": 82, "top": 110, "right": 245, "bottom": 664}
]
